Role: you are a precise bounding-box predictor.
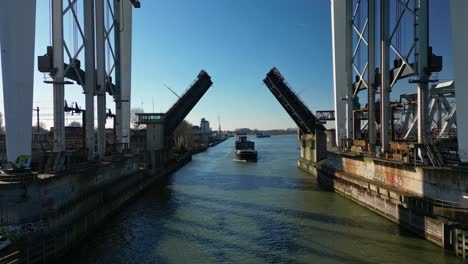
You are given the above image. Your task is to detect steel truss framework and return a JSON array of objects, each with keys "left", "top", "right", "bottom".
[
  {"left": 393, "top": 82, "right": 458, "bottom": 142},
  {"left": 352, "top": 0, "right": 370, "bottom": 97},
  {"left": 430, "top": 82, "right": 457, "bottom": 137},
  {"left": 351, "top": 0, "right": 376, "bottom": 152},
  {"left": 50, "top": 0, "right": 122, "bottom": 160},
  {"left": 348, "top": 0, "right": 446, "bottom": 164}
]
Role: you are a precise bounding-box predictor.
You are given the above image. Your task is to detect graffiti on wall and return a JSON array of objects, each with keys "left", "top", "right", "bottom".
[
  {"left": 385, "top": 175, "right": 403, "bottom": 186},
  {"left": 374, "top": 172, "right": 384, "bottom": 182},
  {"left": 364, "top": 166, "right": 373, "bottom": 180}
]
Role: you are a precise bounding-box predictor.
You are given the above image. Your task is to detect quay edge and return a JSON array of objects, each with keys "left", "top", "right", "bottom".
[{"left": 297, "top": 131, "right": 468, "bottom": 260}]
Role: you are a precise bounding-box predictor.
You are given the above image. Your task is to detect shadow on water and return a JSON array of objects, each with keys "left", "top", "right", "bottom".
[
  {"left": 160, "top": 225, "right": 375, "bottom": 264},
  {"left": 174, "top": 205, "right": 442, "bottom": 261},
  {"left": 65, "top": 176, "right": 181, "bottom": 264},
  {"left": 174, "top": 191, "right": 419, "bottom": 239},
  {"left": 171, "top": 169, "right": 401, "bottom": 232},
  {"left": 66, "top": 176, "right": 375, "bottom": 263}
]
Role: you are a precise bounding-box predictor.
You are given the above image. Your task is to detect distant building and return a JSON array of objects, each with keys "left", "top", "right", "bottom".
[
  {"left": 200, "top": 118, "right": 211, "bottom": 135},
  {"left": 192, "top": 125, "right": 209, "bottom": 145}
]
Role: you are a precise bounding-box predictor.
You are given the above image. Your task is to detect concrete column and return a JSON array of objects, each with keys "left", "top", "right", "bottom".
[
  {"left": 84, "top": 0, "right": 95, "bottom": 160},
  {"left": 52, "top": 0, "right": 66, "bottom": 153},
  {"left": 113, "top": 0, "right": 132, "bottom": 153},
  {"left": 380, "top": 0, "right": 391, "bottom": 152},
  {"left": 0, "top": 0, "right": 36, "bottom": 162},
  {"left": 120, "top": 1, "right": 133, "bottom": 149},
  {"left": 416, "top": 0, "right": 430, "bottom": 160},
  {"left": 331, "top": 0, "right": 353, "bottom": 146},
  {"left": 96, "top": 0, "right": 107, "bottom": 158},
  {"left": 345, "top": 0, "right": 354, "bottom": 140},
  {"left": 367, "top": 0, "right": 376, "bottom": 154},
  {"left": 114, "top": 0, "right": 122, "bottom": 150},
  {"left": 450, "top": 0, "right": 468, "bottom": 162}
]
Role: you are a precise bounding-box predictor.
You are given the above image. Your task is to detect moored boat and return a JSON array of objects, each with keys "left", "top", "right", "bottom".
[{"left": 256, "top": 132, "right": 271, "bottom": 138}]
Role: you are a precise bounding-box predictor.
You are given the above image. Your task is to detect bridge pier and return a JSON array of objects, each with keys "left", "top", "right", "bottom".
[{"left": 298, "top": 130, "right": 327, "bottom": 165}]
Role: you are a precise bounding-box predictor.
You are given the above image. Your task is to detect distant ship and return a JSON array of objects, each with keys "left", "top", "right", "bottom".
[
  {"left": 234, "top": 133, "right": 257, "bottom": 162},
  {"left": 256, "top": 132, "right": 271, "bottom": 138}
]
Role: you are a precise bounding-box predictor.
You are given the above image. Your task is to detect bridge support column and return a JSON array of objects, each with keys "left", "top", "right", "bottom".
[
  {"left": 368, "top": 0, "right": 376, "bottom": 154},
  {"left": 380, "top": 0, "right": 391, "bottom": 153},
  {"left": 114, "top": 0, "right": 133, "bottom": 152},
  {"left": 114, "top": 0, "right": 122, "bottom": 151},
  {"left": 52, "top": 0, "right": 66, "bottom": 153},
  {"left": 331, "top": 0, "right": 353, "bottom": 147},
  {"left": 0, "top": 0, "right": 36, "bottom": 162},
  {"left": 96, "top": 0, "right": 107, "bottom": 158},
  {"left": 84, "top": 0, "right": 95, "bottom": 160},
  {"left": 298, "top": 130, "right": 327, "bottom": 164},
  {"left": 450, "top": 0, "right": 468, "bottom": 162},
  {"left": 416, "top": 0, "right": 430, "bottom": 161}
]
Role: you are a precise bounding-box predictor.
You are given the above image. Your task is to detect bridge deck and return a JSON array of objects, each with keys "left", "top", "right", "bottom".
[
  {"left": 263, "top": 67, "right": 324, "bottom": 134},
  {"left": 164, "top": 70, "right": 213, "bottom": 135}
]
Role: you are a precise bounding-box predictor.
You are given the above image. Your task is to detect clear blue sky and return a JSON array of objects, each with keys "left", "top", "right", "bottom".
[
  {"left": 0, "top": 0, "right": 453, "bottom": 131},
  {"left": 131, "top": 0, "right": 335, "bottom": 130}
]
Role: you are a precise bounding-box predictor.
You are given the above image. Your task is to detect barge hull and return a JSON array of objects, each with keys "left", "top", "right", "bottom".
[{"left": 235, "top": 152, "right": 258, "bottom": 162}]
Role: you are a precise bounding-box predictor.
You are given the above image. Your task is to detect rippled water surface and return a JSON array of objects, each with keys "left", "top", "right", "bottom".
[{"left": 67, "top": 135, "right": 462, "bottom": 264}]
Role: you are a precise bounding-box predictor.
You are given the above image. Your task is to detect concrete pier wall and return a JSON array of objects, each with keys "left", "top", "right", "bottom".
[
  {"left": 297, "top": 131, "right": 468, "bottom": 259},
  {"left": 298, "top": 152, "right": 468, "bottom": 260},
  {"left": 325, "top": 152, "right": 468, "bottom": 208},
  {"left": 299, "top": 159, "right": 446, "bottom": 245},
  {"left": 299, "top": 131, "right": 327, "bottom": 164},
  {"left": 0, "top": 156, "right": 139, "bottom": 228},
  {"left": 0, "top": 154, "right": 192, "bottom": 263}
]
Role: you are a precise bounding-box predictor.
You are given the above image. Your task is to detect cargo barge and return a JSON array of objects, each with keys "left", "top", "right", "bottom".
[
  {"left": 234, "top": 133, "right": 258, "bottom": 162},
  {"left": 256, "top": 132, "right": 271, "bottom": 138}
]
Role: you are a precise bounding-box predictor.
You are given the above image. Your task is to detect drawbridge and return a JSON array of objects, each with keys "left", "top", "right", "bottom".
[
  {"left": 263, "top": 68, "right": 325, "bottom": 134},
  {"left": 136, "top": 70, "right": 213, "bottom": 152},
  {"left": 164, "top": 70, "right": 213, "bottom": 136},
  {"left": 137, "top": 70, "right": 213, "bottom": 138}
]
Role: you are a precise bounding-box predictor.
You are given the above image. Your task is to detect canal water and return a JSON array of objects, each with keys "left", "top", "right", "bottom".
[{"left": 67, "top": 135, "right": 462, "bottom": 264}]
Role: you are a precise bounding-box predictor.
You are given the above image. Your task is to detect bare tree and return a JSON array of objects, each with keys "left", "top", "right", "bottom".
[
  {"left": 174, "top": 120, "right": 195, "bottom": 152},
  {"left": 131, "top": 107, "right": 144, "bottom": 130},
  {"left": 69, "top": 121, "right": 81, "bottom": 127}
]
